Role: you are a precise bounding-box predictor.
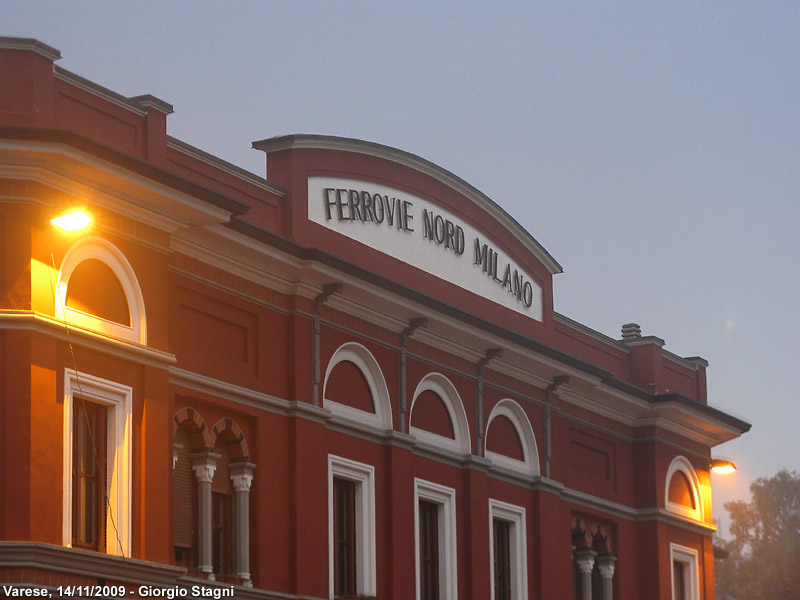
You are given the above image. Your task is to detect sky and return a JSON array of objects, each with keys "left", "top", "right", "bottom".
[{"left": 4, "top": 1, "right": 799, "bottom": 533}]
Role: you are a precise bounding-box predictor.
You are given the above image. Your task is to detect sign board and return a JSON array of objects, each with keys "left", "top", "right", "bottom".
[{"left": 308, "top": 177, "right": 542, "bottom": 321}]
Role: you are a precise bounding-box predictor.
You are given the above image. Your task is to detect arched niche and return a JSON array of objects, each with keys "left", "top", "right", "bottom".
[
  {"left": 56, "top": 236, "right": 146, "bottom": 344},
  {"left": 323, "top": 342, "right": 393, "bottom": 430},
  {"left": 409, "top": 373, "right": 471, "bottom": 455},
  {"left": 665, "top": 455, "right": 702, "bottom": 521},
  {"left": 484, "top": 399, "right": 540, "bottom": 477}
]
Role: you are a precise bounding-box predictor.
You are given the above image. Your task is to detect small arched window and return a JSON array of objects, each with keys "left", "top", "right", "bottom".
[
  {"left": 323, "top": 342, "right": 392, "bottom": 430},
  {"left": 409, "top": 373, "right": 470, "bottom": 455},
  {"left": 665, "top": 456, "right": 702, "bottom": 521},
  {"left": 56, "top": 237, "right": 146, "bottom": 344},
  {"left": 484, "top": 399, "right": 540, "bottom": 477}
]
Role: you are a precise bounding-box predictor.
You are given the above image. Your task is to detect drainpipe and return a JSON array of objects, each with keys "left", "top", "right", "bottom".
[
  {"left": 399, "top": 318, "right": 428, "bottom": 433},
  {"left": 476, "top": 348, "right": 503, "bottom": 456},
  {"left": 312, "top": 283, "right": 342, "bottom": 406},
  {"left": 544, "top": 375, "right": 570, "bottom": 479}
]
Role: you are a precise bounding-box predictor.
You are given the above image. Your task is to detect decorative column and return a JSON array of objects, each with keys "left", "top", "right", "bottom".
[
  {"left": 596, "top": 554, "right": 617, "bottom": 600},
  {"left": 192, "top": 452, "right": 220, "bottom": 580},
  {"left": 574, "top": 549, "right": 597, "bottom": 600},
  {"left": 230, "top": 462, "right": 256, "bottom": 588}
]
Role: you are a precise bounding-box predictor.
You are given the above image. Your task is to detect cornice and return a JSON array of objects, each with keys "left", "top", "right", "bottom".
[
  {"left": 170, "top": 234, "right": 301, "bottom": 296},
  {"left": 54, "top": 67, "right": 147, "bottom": 116},
  {"left": 167, "top": 136, "right": 285, "bottom": 195},
  {"left": 0, "top": 542, "right": 327, "bottom": 600},
  {"left": 0, "top": 163, "right": 184, "bottom": 233},
  {"left": 169, "top": 367, "right": 293, "bottom": 416},
  {"left": 0, "top": 542, "right": 185, "bottom": 585},
  {"left": 554, "top": 312, "right": 629, "bottom": 352},
  {"left": 0, "top": 129, "right": 250, "bottom": 221},
  {"left": 0, "top": 311, "right": 176, "bottom": 368}
]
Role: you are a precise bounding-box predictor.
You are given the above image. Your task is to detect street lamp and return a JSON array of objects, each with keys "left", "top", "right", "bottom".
[
  {"left": 710, "top": 459, "right": 737, "bottom": 474},
  {"left": 50, "top": 210, "right": 92, "bottom": 231}
]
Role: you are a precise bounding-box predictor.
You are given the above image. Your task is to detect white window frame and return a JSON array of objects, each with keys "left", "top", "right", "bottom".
[
  {"left": 670, "top": 543, "right": 700, "bottom": 600},
  {"left": 665, "top": 456, "right": 702, "bottom": 521},
  {"left": 328, "top": 455, "right": 376, "bottom": 599},
  {"left": 62, "top": 368, "right": 132, "bottom": 556},
  {"left": 484, "top": 399, "right": 540, "bottom": 478},
  {"left": 323, "top": 342, "right": 393, "bottom": 430},
  {"left": 56, "top": 237, "right": 147, "bottom": 344},
  {"left": 414, "top": 478, "right": 458, "bottom": 600},
  {"left": 409, "top": 373, "right": 471, "bottom": 455},
  {"left": 488, "top": 499, "right": 528, "bottom": 600}
]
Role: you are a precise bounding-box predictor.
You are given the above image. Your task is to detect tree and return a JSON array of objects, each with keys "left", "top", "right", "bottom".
[{"left": 715, "top": 469, "right": 800, "bottom": 600}]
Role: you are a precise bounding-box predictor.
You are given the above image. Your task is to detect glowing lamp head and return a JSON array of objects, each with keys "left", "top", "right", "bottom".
[
  {"left": 50, "top": 211, "right": 92, "bottom": 231},
  {"left": 710, "top": 459, "right": 737, "bottom": 474}
]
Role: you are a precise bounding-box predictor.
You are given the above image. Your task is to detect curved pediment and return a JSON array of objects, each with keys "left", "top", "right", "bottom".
[{"left": 254, "top": 135, "right": 560, "bottom": 325}]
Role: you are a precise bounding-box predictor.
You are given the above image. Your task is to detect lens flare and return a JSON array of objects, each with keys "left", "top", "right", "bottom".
[{"left": 50, "top": 211, "right": 92, "bottom": 231}]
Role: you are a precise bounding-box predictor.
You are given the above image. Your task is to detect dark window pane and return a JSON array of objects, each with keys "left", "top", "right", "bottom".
[
  {"left": 333, "top": 478, "right": 357, "bottom": 597},
  {"left": 673, "top": 560, "right": 687, "bottom": 600},
  {"left": 493, "top": 519, "right": 511, "bottom": 600},
  {"left": 71, "top": 400, "right": 105, "bottom": 552},
  {"left": 212, "top": 492, "right": 231, "bottom": 576},
  {"left": 419, "top": 500, "right": 440, "bottom": 600}
]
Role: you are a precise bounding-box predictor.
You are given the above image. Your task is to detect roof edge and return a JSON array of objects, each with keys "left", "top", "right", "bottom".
[
  {"left": 0, "top": 127, "right": 251, "bottom": 217},
  {"left": 252, "top": 134, "right": 563, "bottom": 275},
  {"left": 0, "top": 36, "right": 61, "bottom": 61}
]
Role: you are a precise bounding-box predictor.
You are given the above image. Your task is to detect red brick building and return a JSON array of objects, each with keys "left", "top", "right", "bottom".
[{"left": 0, "top": 37, "right": 748, "bottom": 599}]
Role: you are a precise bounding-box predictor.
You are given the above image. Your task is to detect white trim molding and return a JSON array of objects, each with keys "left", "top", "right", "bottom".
[
  {"left": 484, "top": 399, "right": 540, "bottom": 477},
  {"left": 56, "top": 236, "right": 147, "bottom": 344},
  {"left": 488, "top": 499, "right": 528, "bottom": 600},
  {"left": 414, "top": 478, "right": 458, "bottom": 600},
  {"left": 323, "top": 342, "right": 393, "bottom": 430},
  {"left": 670, "top": 543, "right": 700, "bottom": 600},
  {"left": 665, "top": 456, "right": 702, "bottom": 521},
  {"left": 327, "top": 455, "right": 377, "bottom": 599},
  {"left": 410, "top": 373, "right": 471, "bottom": 455},
  {"left": 62, "top": 369, "right": 133, "bottom": 556}
]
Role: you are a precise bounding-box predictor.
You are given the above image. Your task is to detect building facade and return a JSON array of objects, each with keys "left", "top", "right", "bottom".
[{"left": 0, "top": 37, "right": 749, "bottom": 599}]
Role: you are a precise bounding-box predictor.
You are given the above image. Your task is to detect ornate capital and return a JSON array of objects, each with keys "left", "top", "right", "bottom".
[
  {"left": 192, "top": 463, "right": 216, "bottom": 483},
  {"left": 230, "top": 462, "right": 256, "bottom": 492},
  {"left": 231, "top": 473, "right": 253, "bottom": 492},
  {"left": 597, "top": 555, "right": 617, "bottom": 579},
  {"left": 574, "top": 549, "right": 597, "bottom": 574},
  {"left": 191, "top": 452, "right": 221, "bottom": 483}
]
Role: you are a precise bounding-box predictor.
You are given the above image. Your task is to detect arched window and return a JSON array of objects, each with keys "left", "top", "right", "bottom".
[
  {"left": 409, "top": 373, "right": 470, "bottom": 455},
  {"left": 56, "top": 237, "right": 146, "bottom": 344},
  {"left": 484, "top": 399, "right": 540, "bottom": 477},
  {"left": 323, "top": 342, "right": 392, "bottom": 430},
  {"left": 665, "top": 456, "right": 702, "bottom": 521},
  {"left": 209, "top": 418, "right": 255, "bottom": 587},
  {"left": 173, "top": 410, "right": 254, "bottom": 587},
  {"left": 173, "top": 407, "right": 212, "bottom": 571}
]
